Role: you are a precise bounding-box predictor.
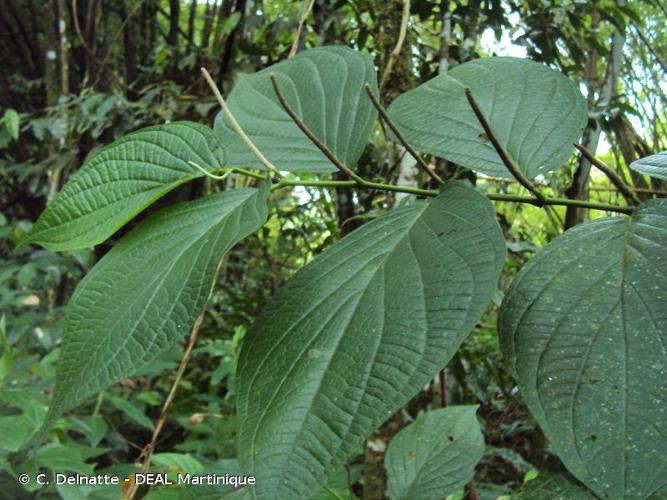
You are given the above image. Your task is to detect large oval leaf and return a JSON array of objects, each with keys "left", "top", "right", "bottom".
[
  {"left": 630, "top": 151, "right": 667, "bottom": 181},
  {"left": 214, "top": 46, "right": 378, "bottom": 173},
  {"left": 44, "top": 184, "right": 269, "bottom": 426},
  {"left": 499, "top": 199, "right": 667, "bottom": 499},
  {"left": 22, "top": 122, "right": 226, "bottom": 252},
  {"left": 387, "top": 57, "right": 587, "bottom": 179},
  {"left": 385, "top": 406, "right": 483, "bottom": 500},
  {"left": 236, "top": 181, "right": 505, "bottom": 498}
]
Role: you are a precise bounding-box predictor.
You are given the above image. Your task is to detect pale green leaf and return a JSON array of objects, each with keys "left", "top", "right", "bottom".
[
  {"left": 630, "top": 151, "right": 667, "bottom": 181},
  {"left": 153, "top": 453, "right": 205, "bottom": 474},
  {"left": 3, "top": 109, "right": 19, "bottom": 140},
  {"left": 44, "top": 185, "right": 269, "bottom": 428},
  {"left": 34, "top": 444, "right": 94, "bottom": 475},
  {"left": 0, "top": 415, "right": 34, "bottom": 452},
  {"left": 214, "top": 46, "right": 378, "bottom": 173},
  {"left": 500, "top": 199, "right": 667, "bottom": 499},
  {"left": 236, "top": 181, "right": 505, "bottom": 498},
  {"left": 385, "top": 406, "right": 484, "bottom": 500},
  {"left": 22, "top": 122, "right": 226, "bottom": 251},
  {"left": 387, "top": 57, "right": 587, "bottom": 179}
]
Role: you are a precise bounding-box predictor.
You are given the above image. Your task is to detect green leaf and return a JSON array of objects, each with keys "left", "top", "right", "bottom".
[
  {"left": 3, "top": 109, "right": 19, "bottom": 140},
  {"left": 44, "top": 185, "right": 269, "bottom": 428},
  {"left": 21, "top": 122, "right": 226, "bottom": 251},
  {"left": 387, "top": 57, "right": 587, "bottom": 179},
  {"left": 630, "top": 151, "right": 667, "bottom": 181},
  {"left": 0, "top": 415, "right": 35, "bottom": 452},
  {"left": 153, "top": 453, "right": 205, "bottom": 474},
  {"left": 214, "top": 46, "right": 378, "bottom": 173},
  {"left": 384, "top": 406, "right": 484, "bottom": 500},
  {"left": 236, "top": 181, "right": 505, "bottom": 498},
  {"left": 516, "top": 470, "right": 596, "bottom": 499},
  {"left": 69, "top": 416, "right": 108, "bottom": 447},
  {"left": 109, "top": 396, "right": 154, "bottom": 431},
  {"left": 499, "top": 199, "right": 667, "bottom": 499},
  {"left": 34, "top": 444, "right": 94, "bottom": 475}
]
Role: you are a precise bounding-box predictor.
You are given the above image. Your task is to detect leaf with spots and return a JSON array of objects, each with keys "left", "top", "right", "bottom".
[
  {"left": 21, "top": 122, "right": 227, "bottom": 252},
  {"left": 384, "top": 406, "right": 484, "bottom": 500},
  {"left": 500, "top": 199, "right": 667, "bottom": 499},
  {"left": 214, "top": 46, "right": 378, "bottom": 173},
  {"left": 236, "top": 181, "right": 505, "bottom": 498},
  {"left": 387, "top": 57, "right": 587, "bottom": 179},
  {"left": 516, "top": 470, "right": 596, "bottom": 499},
  {"left": 43, "top": 185, "right": 269, "bottom": 429}
]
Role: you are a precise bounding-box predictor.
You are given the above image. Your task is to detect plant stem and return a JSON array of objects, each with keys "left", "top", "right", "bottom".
[
  {"left": 488, "top": 193, "right": 632, "bottom": 213},
  {"left": 464, "top": 87, "right": 546, "bottom": 204},
  {"left": 379, "top": 0, "right": 411, "bottom": 91},
  {"left": 201, "top": 67, "right": 281, "bottom": 177},
  {"left": 574, "top": 143, "right": 641, "bottom": 205},
  {"left": 289, "top": 0, "right": 315, "bottom": 58},
  {"left": 364, "top": 83, "right": 444, "bottom": 185},
  {"left": 269, "top": 73, "right": 368, "bottom": 185},
  {"left": 270, "top": 178, "right": 633, "bottom": 214},
  {"left": 272, "top": 178, "right": 434, "bottom": 197},
  {"left": 126, "top": 311, "right": 206, "bottom": 500}
]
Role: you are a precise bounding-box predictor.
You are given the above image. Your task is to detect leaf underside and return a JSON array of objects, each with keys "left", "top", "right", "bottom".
[
  {"left": 236, "top": 181, "right": 505, "bottom": 499},
  {"left": 214, "top": 45, "right": 378, "bottom": 173},
  {"left": 22, "top": 122, "right": 226, "bottom": 251},
  {"left": 44, "top": 185, "right": 269, "bottom": 428},
  {"left": 500, "top": 199, "right": 667, "bottom": 499},
  {"left": 387, "top": 57, "right": 587, "bottom": 179},
  {"left": 384, "top": 406, "right": 484, "bottom": 500},
  {"left": 630, "top": 151, "right": 667, "bottom": 181}
]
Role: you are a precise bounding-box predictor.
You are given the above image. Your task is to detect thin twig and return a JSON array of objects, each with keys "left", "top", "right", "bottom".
[
  {"left": 364, "top": 83, "right": 444, "bottom": 185},
  {"left": 126, "top": 311, "right": 206, "bottom": 500},
  {"left": 269, "top": 73, "right": 367, "bottom": 185},
  {"left": 464, "top": 88, "right": 546, "bottom": 204},
  {"left": 289, "top": 0, "right": 315, "bottom": 58},
  {"left": 201, "top": 67, "right": 281, "bottom": 177},
  {"left": 72, "top": 0, "right": 95, "bottom": 56},
  {"left": 92, "top": 0, "right": 146, "bottom": 88},
  {"left": 634, "top": 26, "right": 667, "bottom": 75},
  {"left": 269, "top": 179, "right": 634, "bottom": 214},
  {"left": 467, "top": 479, "right": 480, "bottom": 500},
  {"left": 379, "top": 0, "right": 411, "bottom": 90},
  {"left": 574, "top": 144, "right": 641, "bottom": 205},
  {"left": 187, "top": 161, "right": 267, "bottom": 182}
]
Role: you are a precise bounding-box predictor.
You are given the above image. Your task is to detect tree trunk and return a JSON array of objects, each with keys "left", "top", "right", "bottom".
[{"left": 187, "top": 0, "right": 197, "bottom": 46}]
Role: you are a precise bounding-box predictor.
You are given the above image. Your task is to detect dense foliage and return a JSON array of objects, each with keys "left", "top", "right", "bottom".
[{"left": 1, "top": 1, "right": 665, "bottom": 499}]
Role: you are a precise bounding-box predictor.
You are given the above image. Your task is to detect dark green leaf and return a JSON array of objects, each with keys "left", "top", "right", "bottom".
[
  {"left": 387, "top": 57, "right": 587, "bottom": 179},
  {"left": 385, "top": 406, "right": 484, "bottom": 500},
  {"left": 214, "top": 46, "right": 378, "bottom": 173},
  {"left": 44, "top": 185, "right": 269, "bottom": 428},
  {"left": 22, "top": 122, "right": 226, "bottom": 251},
  {"left": 500, "top": 199, "right": 667, "bottom": 499},
  {"left": 236, "top": 181, "right": 505, "bottom": 498}
]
